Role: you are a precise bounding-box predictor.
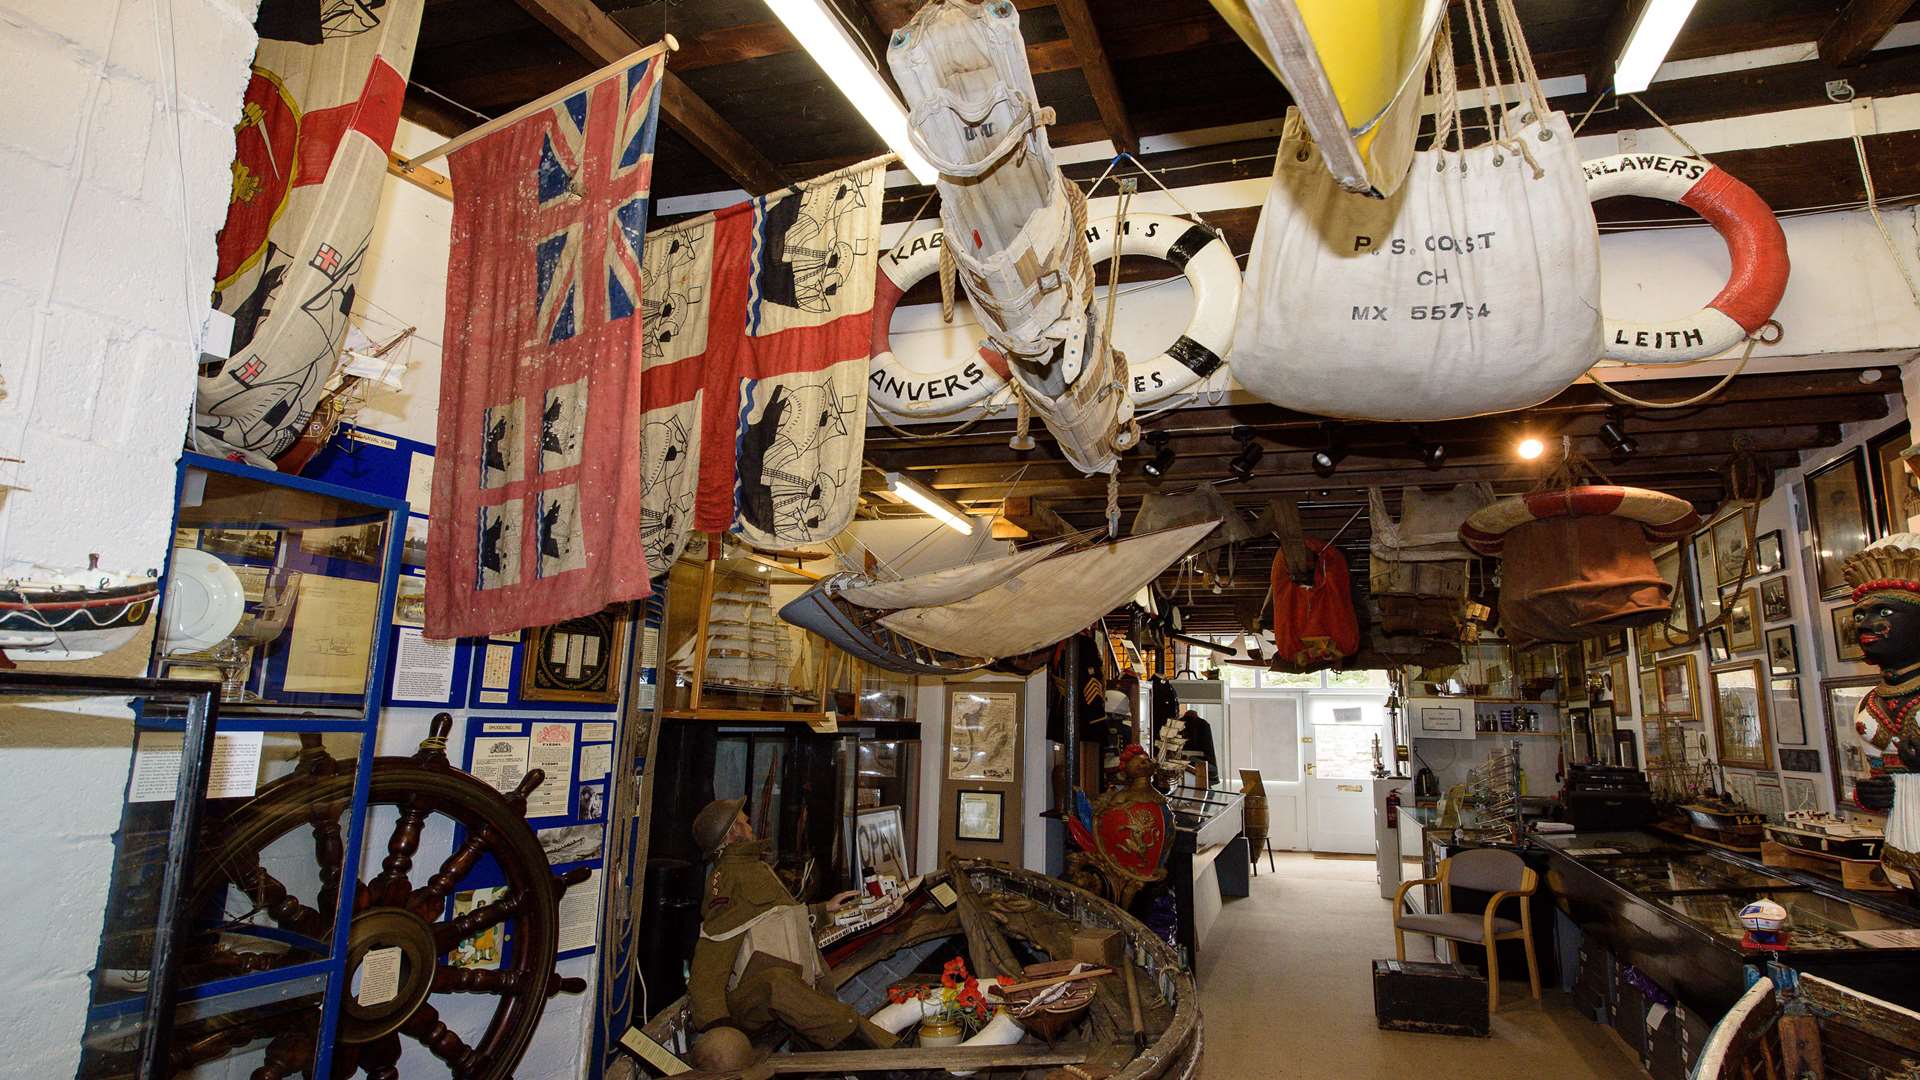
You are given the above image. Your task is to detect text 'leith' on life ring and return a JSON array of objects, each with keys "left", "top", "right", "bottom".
[
  {"left": 867, "top": 212, "right": 1241, "bottom": 417},
  {"left": 1583, "top": 153, "right": 1789, "bottom": 364}
]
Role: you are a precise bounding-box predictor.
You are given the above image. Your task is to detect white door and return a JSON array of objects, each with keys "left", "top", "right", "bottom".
[
  {"left": 1226, "top": 692, "right": 1306, "bottom": 850},
  {"left": 1304, "top": 696, "right": 1390, "bottom": 854}
]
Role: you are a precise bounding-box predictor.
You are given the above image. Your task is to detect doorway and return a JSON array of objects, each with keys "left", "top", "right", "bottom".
[{"left": 1224, "top": 682, "right": 1390, "bottom": 854}]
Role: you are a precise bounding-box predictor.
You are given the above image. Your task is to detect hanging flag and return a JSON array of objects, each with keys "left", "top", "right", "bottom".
[
  {"left": 195, "top": 0, "right": 424, "bottom": 466},
  {"left": 638, "top": 160, "right": 886, "bottom": 571},
  {"left": 426, "top": 54, "right": 667, "bottom": 639}
]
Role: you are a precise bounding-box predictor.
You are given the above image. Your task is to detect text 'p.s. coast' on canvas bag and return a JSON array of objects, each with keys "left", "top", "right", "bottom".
[{"left": 1231, "top": 3, "right": 1602, "bottom": 421}]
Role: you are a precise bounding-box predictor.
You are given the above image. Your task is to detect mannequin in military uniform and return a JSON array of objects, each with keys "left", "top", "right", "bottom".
[
  {"left": 1845, "top": 534, "right": 1920, "bottom": 892},
  {"left": 687, "top": 798, "right": 897, "bottom": 1067}
]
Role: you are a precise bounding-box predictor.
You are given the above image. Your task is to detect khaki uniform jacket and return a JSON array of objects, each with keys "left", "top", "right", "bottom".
[{"left": 689, "top": 840, "right": 832, "bottom": 1033}]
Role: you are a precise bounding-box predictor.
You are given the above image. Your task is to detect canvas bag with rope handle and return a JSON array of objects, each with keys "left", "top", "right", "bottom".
[{"left": 1230, "top": 0, "right": 1602, "bottom": 421}]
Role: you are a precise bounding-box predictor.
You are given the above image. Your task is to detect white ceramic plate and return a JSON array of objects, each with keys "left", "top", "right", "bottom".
[{"left": 163, "top": 548, "right": 245, "bottom": 655}]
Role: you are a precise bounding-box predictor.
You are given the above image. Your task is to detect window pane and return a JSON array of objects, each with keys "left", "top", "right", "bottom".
[
  {"left": 1312, "top": 722, "right": 1381, "bottom": 779},
  {"left": 1224, "top": 664, "right": 1257, "bottom": 688},
  {"left": 1329, "top": 669, "right": 1391, "bottom": 689},
  {"left": 1263, "top": 670, "right": 1318, "bottom": 688}
]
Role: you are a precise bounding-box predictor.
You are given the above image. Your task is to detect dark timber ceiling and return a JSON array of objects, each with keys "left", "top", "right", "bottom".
[{"left": 399, "top": 0, "right": 1920, "bottom": 632}]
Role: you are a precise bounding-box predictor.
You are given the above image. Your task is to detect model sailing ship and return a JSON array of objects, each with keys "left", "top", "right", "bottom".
[{"left": 888, "top": 0, "right": 1135, "bottom": 474}]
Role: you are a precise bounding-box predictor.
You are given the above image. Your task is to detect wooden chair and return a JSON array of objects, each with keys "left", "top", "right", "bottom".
[
  {"left": 1392, "top": 848, "right": 1540, "bottom": 1011},
  {"left": 1238, "top": 769, "right": 1276, "bottom": 874}
]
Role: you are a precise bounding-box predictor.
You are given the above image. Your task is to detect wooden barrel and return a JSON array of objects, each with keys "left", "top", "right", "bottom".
[{"left": 1242, "top": 795, "right": 1270, "bottom": 839}]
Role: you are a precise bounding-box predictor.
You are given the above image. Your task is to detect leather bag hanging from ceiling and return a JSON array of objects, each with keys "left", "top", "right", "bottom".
[
  {"left": 1230, "top": 3, "right": 1603, "bottom": 421},
  {"left": 1270, "top": 538, "right": 1360, "bottom": 670},
  {"left": 1460, "top": 485, "right": 1700, "bottom": 647},
  {"left": 1369, "top": 485, "right": 1489, "bottom": 636}
]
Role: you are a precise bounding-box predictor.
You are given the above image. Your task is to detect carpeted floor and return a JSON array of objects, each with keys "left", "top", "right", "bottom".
[{"left": 1196, "top": 852, "right": 1645, "bottom": 1079}]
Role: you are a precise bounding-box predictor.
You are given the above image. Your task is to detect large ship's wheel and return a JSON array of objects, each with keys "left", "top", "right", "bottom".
[{"left": 173, "top": 717, "right": 586, "bottom": 1079}]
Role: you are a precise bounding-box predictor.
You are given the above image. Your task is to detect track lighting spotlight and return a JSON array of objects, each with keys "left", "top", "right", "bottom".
[
  {"left": 1142, "top": 430, "right": 1176, "bottom": 479},
  {"left": 1228, "top": 425, "right": 1263, "bottom": 481},
  {"left": 1409, "top": 427, "right": 1446, "bottom": 469},
  {"left": 1516, "top": 435, "right": 1545, "bottom": 461},
  {"left": 1600, "top": 411, "right": 1638, "bottom": 460},
  {"left": 1311, "top": 423, "right": 1345, "bottom": 478}
]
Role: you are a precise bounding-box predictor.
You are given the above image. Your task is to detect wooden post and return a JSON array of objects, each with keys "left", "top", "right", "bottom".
[{"left": 689, "top": 532, "right": 719, "bottom": 711}]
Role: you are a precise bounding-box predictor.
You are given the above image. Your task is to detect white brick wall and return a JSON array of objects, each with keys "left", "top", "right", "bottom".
[{"left": 0, "top": 1, "right": 257, "bottom": 1076}]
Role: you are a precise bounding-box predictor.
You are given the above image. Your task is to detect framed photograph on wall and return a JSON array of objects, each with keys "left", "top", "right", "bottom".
[
  {"left": 1610, "top": 658, "right": 1632, "bottom": 720},
  {"left": 1724, "top": 587, "right": 1761, "bottom": 652},
  {"left": 1639, "top": 666, "right": 1661, "bottom": 716},
  {"left": 1691, "top": 531, "right": 1723, "bottom": 625},
  {"left": 1779, "top": 748, "right": 1821, "bottom": 774},
  {"left": 1753, "top": 531, "right": 1784, "bottom": 576},
  {"left": 1807, "top": 449, "right": 1874, "bottom": 599},
  {"left": 855, "top": 805, "right": 910, "bottom": 883},
  {"left": 1642, "top": 543, "right": 1696, "bottom": 654},
  {"left": 1706, "top": 626, "right": 1731, "bottom": 664},
  {"left": 1823, "top": 676, "right": 1878, "bottom": 807},
  {"left": 1783, "top": 775, "right": 1820, "bottom": 813},
  {"left": 1765, "top": 625, "right": 1798, "bottom": 676},
  {"left": 1759, "top": 576, "right": 1791, "bottom": 624},
  {"left": 1615, "top": 730, "right": 1639, "bottom": 770},
  {"left": 946, "top": 687, "right": 1020, "bottom": 781},
  {"left": 1869, "top": 420, "right": 1919, "bottom": 536},
  {"left": 1603, "top": 630, "right": 1628, "bottom": 656},
  {"left": 521, "top": 606, "right": 627, "bottom": 703},
  {"left": 1710, "top": 661, "right": 1774, "bottom": 770},
  {"left": 1657, "top": 655, "right": 1698, "bottom": 720},
  {"left": 954, "top": 790, "right": 1004, "bottom": 843},
  {"left": 1831, "top": 604, "right": 1865, "bottom": 662},
  {"left": 1711, "top": 512, "right": 1753, "bottom": 586},
  {"left": 1770, "top": 677, "right": 1807, "bottom": 745}
]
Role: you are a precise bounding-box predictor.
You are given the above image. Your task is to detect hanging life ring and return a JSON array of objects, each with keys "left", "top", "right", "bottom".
[
  {"left": 1584, "top": 153, "right": 1789, "bottom": 364},
  {"left": 867, "top": 213, "right": 1241, "bottom": 417}
]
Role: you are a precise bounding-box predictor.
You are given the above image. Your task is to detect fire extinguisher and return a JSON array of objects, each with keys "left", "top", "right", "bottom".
[{"left": 1385, "top": 787, "right": 1401, "bottom": 830}]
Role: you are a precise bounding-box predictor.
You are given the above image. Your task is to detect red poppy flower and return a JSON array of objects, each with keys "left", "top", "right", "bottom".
[{"left": 941, "top": 957, "right": 969, "bottom": 989}]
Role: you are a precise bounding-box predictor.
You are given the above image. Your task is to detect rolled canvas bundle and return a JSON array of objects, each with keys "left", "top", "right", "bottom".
[
  {"left": 1461, "top": 486, "right": 1700, "bottom": 646},
  {"left": 1230, "top": 6, "right": 1602, "bottom": 420}
]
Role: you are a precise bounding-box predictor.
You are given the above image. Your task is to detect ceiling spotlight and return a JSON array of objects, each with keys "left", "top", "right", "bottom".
[
  {"left": 1142, "top": 430, "right": 1176, "bottom": 479},
  {"left": 1228, "top": 425, "right": 1264, "bottom": 481},
  {"left": 1311, "top": 422, "right": 1346, "bottom": 478},
  {"left": 1516, "top": 435, "right": 1546, "bottom": 461},
  {"left": 1409, "top": 427, "right": 1446, "bottom": 469},
  {"left": 1599, "top": 410, "right": 1639, "bottom": 460}
]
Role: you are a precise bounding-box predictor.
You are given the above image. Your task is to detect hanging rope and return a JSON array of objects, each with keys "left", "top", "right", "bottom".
[
  {"left": 1627, "top": 94, "right": 1711, "bottom": 162},
  {"left": 1580, "top": 331, "right": 1768, "bottom": 409},
  {"left": 1853, "top": 114, "right": 1920, "bottom": 311}
]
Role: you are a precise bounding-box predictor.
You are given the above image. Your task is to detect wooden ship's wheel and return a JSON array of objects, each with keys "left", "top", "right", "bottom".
[{"left": 169, "top": 716, "right": 586, "bottom": 1078}]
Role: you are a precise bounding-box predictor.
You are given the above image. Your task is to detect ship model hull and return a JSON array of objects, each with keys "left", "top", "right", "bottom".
[
  {"left": 1680, "top": 803, "right": 1767, "bottom": 847},
  {"left": 1765, "top": 821, "right": 1884, "bottom": 862}
]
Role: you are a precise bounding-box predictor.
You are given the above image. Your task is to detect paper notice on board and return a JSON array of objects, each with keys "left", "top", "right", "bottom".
[
  {"left": 393, "top": 628, "right": 456, "bottom": 702},
  {"left": 527, "top": 723, "right": 575, "bottom": 817},
  {"left": 581, "top": 722, "right": 614, "bottom": 743},
  {"left": 284, "top": 575, "right": 379, "bottom": 694},
  {"left": 356, "top": 946, "right": 403, "bottom": 1006},
  {"left": 406, "top": 451, "right": 435, "bottom": 515},
  {"left": 579, "top": 742, "right": 612, "bottom": 781},
  {"left": 557, "top": 869, "right": 599, "bottom": 952},
  {"left": 640, "top": 626, "right": 658, "bottom": 671},
  {"left": 1843, "top": 928, "right": 1920, "bottom": 948},
  {"left": 481, "top": 643, "right": 514, "bottom": 690},
  {"left": 478, "top": 690, "right": 508, "bottom": 704},
  {"left": 471, "top": 737, "right": 529, "bottom": 796},
  {"left": 130, "top": 731, "right": 265, "bottom": 802}
]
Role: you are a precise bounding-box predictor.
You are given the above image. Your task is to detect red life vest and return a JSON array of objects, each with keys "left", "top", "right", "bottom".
[{"left": 1271, "top": 539, "right": 1360, "bottom": 669}]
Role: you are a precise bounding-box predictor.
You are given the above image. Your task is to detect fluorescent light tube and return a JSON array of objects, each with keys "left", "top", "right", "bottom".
[
  {"left": 1613, "top": 0, "right": 1698, "bottom": 95},
  {"left": 762, "top": 0, "right": 939, "bottom": 185},
  {"left": 885, "top": 472, "right": 973, "bottom": 535}
]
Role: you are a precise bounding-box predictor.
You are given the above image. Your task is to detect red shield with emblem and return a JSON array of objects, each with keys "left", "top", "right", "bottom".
[
  {"left": 1093, "top": 798, "right": 1171, "bottom": 883},
  {"left": 215, "top": 69, "right": 300, "bottom": 290}
]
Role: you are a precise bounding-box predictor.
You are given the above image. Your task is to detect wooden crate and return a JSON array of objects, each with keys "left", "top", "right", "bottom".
[
  {"left": 1760, "top": 840, "right": 1894, "bottom": 892},
  {"left": 1372, "top": 959, "right": 1489, "bottom": 1037}
]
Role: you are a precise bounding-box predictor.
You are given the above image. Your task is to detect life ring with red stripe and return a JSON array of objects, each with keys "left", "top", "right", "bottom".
[
  {"left": 1584, "top": 154, "right": 1789, "bottom": 363},
  {"left": 867, "top": 214, "right": 1240, "bottom": 417},
  {"left": 1460, "top": 485, "right": 1700, "bottom": 556}
]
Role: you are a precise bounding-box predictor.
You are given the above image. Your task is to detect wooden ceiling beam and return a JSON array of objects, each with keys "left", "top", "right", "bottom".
[
  {"left": 506, "top": 0, "right": 787, "bottom": 194},
  {"left": 998, "top": 495, "right": 1075, "bottom": 538},
  {"left": 1819, "top": 0, "right": 1916, "bottom": 66},
  {"left": 1053, "top": 0, "right": 1138, "bottom": 154}
]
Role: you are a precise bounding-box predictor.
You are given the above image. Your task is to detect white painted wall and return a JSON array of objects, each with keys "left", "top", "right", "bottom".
[{"left": 0, "top": 1, "right": 256, "bottom": 1076}]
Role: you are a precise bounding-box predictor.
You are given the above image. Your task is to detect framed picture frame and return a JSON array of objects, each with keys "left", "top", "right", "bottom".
[
  {"left": 1582, "top": 636, "right": 1604, "bottom": 668},
  {"left": 1691, "top": 530, "right": 1723, "bottom": 625},
  {"left": 1656, "top": 654, "right": 1698, "bottom": 720},
  {"left": 946, "top": 686, "right": 1021, "bottom": 782},
  {"left": 1710, "top": 512, "right": 1753, "bottom": 586},
  {"left": 1831, "top": 603, "right": 1865, "bottom": 662},
  {"left": 1753, "top": 530, "right": 1784, "bottom": 576},
  {"left": 1610, "top": 657, "right": 1632, "bottom": 720},
  {"left": 855, "top": 805, "right": 910, "bottom": 884},
  {"left": 1759, "top": 576, "right": 1791, "bottom": 624},
  {"left": 1710, "top": 660, "right": 1774, "bottom": 770},
  {"left": 1640, "top": 543, "right": 1696, "bottom": 655},
  {"left": 1868, "top": 420, "right": 1919, "bottom": 537},
  {"left": 1724, "top": 587, "right": 1761, "bottom": 652},
  {"left": 1783, "top": 775, "right": 1820, "bottom": 813},
  {"left": 954, "top": 790, "right": 1004, "bottom": 843},
  {"left": 1765, "top": 625, "right": 1798, "bottom": 676},
  {"left": 1779, "top": 747, "right": 1821, "bottom": 774},
  {"left": 1770, "top": 677, "right": 1807, "bottom": 745},
  {"left": 1822, "top": 676, "right": 1878, "bottom": 808},
  {"left": 1614, "top": 730, "right": 1639, "bottom": 770},
  {"left": 1807, "top": 448, "right": 1875, "bottom": 599},
  {"left": 1706, "top": 626, "right": 1731, "bottom": 664},
  {"left": 1603, "top": 630, "right": 1628, "bottom": 656},
  {"left": 521, "top": 606, "right": 628, "bottom": 703},
  {"left": 1638, "top": 665, "right": 1661, "bottom": 716}
]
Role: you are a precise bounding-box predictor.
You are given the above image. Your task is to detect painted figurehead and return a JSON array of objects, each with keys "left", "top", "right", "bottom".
[{"left": 1843, "top": 533, "right": 1920, "bottom": 890}]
